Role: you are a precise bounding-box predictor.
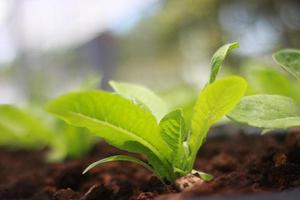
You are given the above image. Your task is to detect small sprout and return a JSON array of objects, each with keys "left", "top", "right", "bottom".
[
  {"left": 46, "top": 42, "right": 247, "bottom": 183},
  {"left": 210, "top": 42, "right": 239, "bottom": 83}
]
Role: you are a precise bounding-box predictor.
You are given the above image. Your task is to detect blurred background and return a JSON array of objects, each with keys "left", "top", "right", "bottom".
[{"left": 0, "top": 0, "right": 300, "bottom": 105}]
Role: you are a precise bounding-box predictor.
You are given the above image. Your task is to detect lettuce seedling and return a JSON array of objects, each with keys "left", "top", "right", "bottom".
[
  {"left": 0, "top": 105, "right": 54, "bottom": 149},
  {"left": 228, "top": 49, "right": 300, "bottom": 130},
  {"left": 46, "top": 42, "right": 247, "bottom": 182},
  {"left": 0, "top": 104, "right": 94, "bottom": 161}
]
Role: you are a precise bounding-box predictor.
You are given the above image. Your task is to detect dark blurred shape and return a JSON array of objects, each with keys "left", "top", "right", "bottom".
[{"left": 81, "top": 32, "right": 118, "bottom": 89}]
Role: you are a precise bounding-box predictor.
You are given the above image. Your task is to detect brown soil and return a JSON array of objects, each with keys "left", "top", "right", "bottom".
[{"left": 0, "top": 129, "right": 300, "bottom": 200}]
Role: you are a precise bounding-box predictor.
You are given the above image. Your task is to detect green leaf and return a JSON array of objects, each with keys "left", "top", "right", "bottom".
[
  {"left": 190, "top": 76, "right": 248, "bottom": 149},
  {"left": 109, "top": 81, "right": 168, "bottom": 120},
  {"left": 273, "top": 49, "right": 300, "bottom": 80},
  {"left": 46, "top": 90, "right": 173, "bottom": 180},
  {"left": 188, "top": 76, "right": 247, "bottom": 169},
  {"left": 209, "top": 42, "right": 239, "bottom": 83},
  {"left": 0, "top": 105, "right": 52, "bottom": 149},
  {"left": 83, "top": 155, "right": 155, "bottom": 175},
  {"left": 228, "top": 95, "right": 300, "bottom": 129},
  {"left": 159, "top": 109, "right": 187, "bottom": 171},
  {"left": 245, "top": 66, "right": 294, "bottom": 97}
]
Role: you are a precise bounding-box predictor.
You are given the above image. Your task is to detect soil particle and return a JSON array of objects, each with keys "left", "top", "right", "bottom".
[{"left": 0, "top": 130, "right": 300, "bottom": 199}]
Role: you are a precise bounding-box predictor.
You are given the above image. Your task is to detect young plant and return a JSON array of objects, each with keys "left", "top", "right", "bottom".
[
  {"left": 46, "top": 42, "right": 247, "bottom": 183},
  {"left": 0, "top": 104, "right": 94, "bottom": 161},
  {"left": 0, "top": 105, "right": 55, "bottom": 149},
  {"left": 0, "top": 75, "right": 101, "bottom": 160},
  {"left": 228, "top": 49, "right": 300, "bottom": 130}
]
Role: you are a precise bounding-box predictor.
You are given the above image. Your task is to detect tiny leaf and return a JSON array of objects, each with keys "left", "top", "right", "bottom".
[
  {"left": 273, "top": 49, "right": 300, "bottom": 79},
  {"left": 192, "top": 170, "right": 214, "bottom": 182},
  {"left": 159, "top": 109, "right": 187, "bottom": 170},
  {"left": 228, "top": 95, "right": 300, "bottom": 129},
  {"left": 110, "top": 81, "right": 168, "bottom": 120},
  {"left": 209, "top": 42, "right": 239, "bottom": 83}
]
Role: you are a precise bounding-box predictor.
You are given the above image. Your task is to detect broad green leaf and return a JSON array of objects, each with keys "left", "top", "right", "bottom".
[
  {"left": 0, "top": 105, "right": 52, "bottom": 149},
  {"left": 273, "top": 49, "right": 300, "bottom": 79},
  {"left": 245, "top": 66, "right": 294, "bottom": 97},
  {"left": 159, "top": 109, "right": 187, "bottom": 171},
  {"left": 188, "top": 76, "right": 247, "bottom": 168},
  {"left": 209, "top": 42, "right": 239, "bottom": 83},
  {"left": 110, "top": 81, "right": 168, "bottom": 120},
  {"left": 46, "top": 90, "right": 173, "bottom": 179},
  {"left": 228, "top": 95, "right": 300, "bottom": 129},
  {"left": 83, "top": 155, "right": 155, "bottom": 175}
]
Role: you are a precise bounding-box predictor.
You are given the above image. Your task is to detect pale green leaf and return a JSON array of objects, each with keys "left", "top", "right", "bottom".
[
  {"left": 273, "top": 49, "right": 300, "bottom": 79},
  {"left": 109, "top": 81, "right": 168, "bottom": 120},
  {"left": 46, "top": 90, "right": 173, "bottom": 179},
  {"left": 159, "top": 109, "right": 187, "bottom": 170},
  {"left": 0, "top": 105, "right": 52, "bottom": 149},
  {"left": 228, "top": 95, "right": 300, "bottom": 129},
  {"left": 188, "top": 76, "right": 247, "bottom": 169},
  {"left": 245, "top": 66, "right": 294, "bottom": 97},
  {"left": 209, "top": 42, "right": 239, "bottom": 83},
  {"left": 83, "top": 155, "right": 155, "bottom": 175}
]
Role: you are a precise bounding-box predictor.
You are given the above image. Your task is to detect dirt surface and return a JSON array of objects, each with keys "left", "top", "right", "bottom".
[{"left": 0, "top": 129, "right": 300, "bottom": 200}]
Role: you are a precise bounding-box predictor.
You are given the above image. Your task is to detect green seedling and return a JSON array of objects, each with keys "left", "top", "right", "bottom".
[
  {"left": 0, "top": 104, "right": 94, "bottom": 161},
  {"left": 46, "top": 42, "right": 247, "bottom": 183},
  {"left": 0, "top": 105, "right": 54, "bottom": 149},
  {"left": 229, "top": 49, "right": 300, "bottom": 131},
  {"left": 0, "top": 75, "right": 101, "bottom": 160}
]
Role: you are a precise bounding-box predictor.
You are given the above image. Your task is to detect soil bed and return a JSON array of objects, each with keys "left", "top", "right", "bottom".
[{"left": 0, "top": 129, "right": 300, "bottom": 200}]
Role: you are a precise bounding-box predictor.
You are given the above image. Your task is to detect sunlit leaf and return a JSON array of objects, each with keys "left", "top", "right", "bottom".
[
  {"left": 209, "top": 42, "right": 239, "bottom": 83},
  {"left": 46, "top": 90, "right": 172, "bottom": 179},
  {"left": 110, "top": 81, "right": 168, "bottom": 120},
  {"left": 188, "top": 76, "right": 247, "bottom": 169}
]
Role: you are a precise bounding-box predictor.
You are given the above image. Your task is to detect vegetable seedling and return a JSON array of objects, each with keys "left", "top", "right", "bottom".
[
  {"left": 228, "top": 49, "right": 300, "bottom": 131},
  {"left": 0, "top": 105, "right": 53, "bottom": 149},
  {"left": 0, "top": 75, "right": 102, "bottom": 160},
  {"left": 46, "top": 42, "right": 247, "bottom": 183}
]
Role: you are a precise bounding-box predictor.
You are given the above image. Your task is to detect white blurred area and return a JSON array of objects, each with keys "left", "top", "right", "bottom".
[
  {"left": 0, "top": 0, "right": 156, "bottom": 104},
  {"left": 0, "top": 0, "right": 299, "bottom": 105},
  {"left": 0, "top": 0, "right": 155, "bottom": 63}
]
